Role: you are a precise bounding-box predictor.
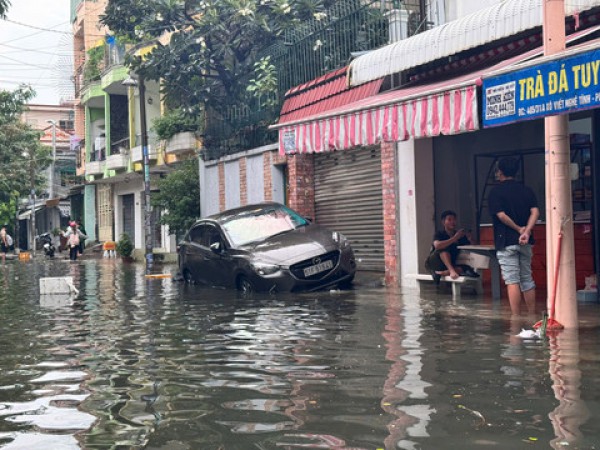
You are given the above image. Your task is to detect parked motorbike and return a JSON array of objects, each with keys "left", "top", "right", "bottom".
[{"left": 37, "top": 232, "right": 56, "bottom": 258}]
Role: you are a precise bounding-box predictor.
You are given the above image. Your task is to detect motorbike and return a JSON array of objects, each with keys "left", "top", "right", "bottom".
[{"left": 37, "top": 232, "right": 56, "bottom": 258}]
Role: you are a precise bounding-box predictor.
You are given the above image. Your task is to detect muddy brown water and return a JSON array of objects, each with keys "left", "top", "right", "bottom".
[{"left": 0, "top": 260, "right": 599, "bottom": 449}]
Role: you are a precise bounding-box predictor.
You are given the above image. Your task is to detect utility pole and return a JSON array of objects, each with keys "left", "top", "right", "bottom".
[
  {"left": 30, "top": 158, "right": 36, "bottom": 258},
  {"left": 139, "top": 77, "right": 153, "bottom": 266},
  {"left": 123, "top": 74, "right": 153, "bottom": 266},
  {"left": 543, "top": 0, "right": 577, "bottom": 328}
]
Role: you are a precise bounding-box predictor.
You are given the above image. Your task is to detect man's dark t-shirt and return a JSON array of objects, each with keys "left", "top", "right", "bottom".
[
  {"left": 432, "top": 230, "right": 470, "bottom": 264},
  {"left": 488, "top": 179, "right": 538, "bottom": 250}
]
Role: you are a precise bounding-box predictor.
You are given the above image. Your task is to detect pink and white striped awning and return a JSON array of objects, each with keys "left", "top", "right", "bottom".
[
  {"left": 274, "top": 24, "right": 600, "bottom": 154},
  {"left": 276, "top": 80, "right": 479, "bottom": 155}
]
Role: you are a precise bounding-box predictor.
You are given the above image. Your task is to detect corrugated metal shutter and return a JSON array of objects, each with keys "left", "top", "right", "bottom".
[{"left": 314, "top": 146, "right": 384, "bottom": 271}]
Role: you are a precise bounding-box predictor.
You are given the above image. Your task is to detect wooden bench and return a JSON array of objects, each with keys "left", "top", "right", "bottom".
[{"left": 406, "top": 273, "right": 483, "bottom": 299}]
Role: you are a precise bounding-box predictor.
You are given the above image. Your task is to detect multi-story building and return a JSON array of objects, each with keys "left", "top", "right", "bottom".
[
  {"left": 19, "top": 102, "right": 77, "bottom": 249},
  {"left": 71, "top": 0, "right": 197, "bottom": 258}
]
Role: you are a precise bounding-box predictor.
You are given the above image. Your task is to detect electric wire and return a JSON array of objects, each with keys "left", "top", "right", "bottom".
[{"left": 1, "top": 18, "right": 72, "bottom": 34}]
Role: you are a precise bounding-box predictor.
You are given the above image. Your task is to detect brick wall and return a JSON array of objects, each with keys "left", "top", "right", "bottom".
[
  {"left": 239, "top": 157, "right": 247, "bottom": 205},
  {"left": 286, "top": 153, "right": 315, "bottom": 219},
  {"left": 263, "top": 152, "right": 272, "bottom": 201},
  {"left": 218, "top": 162, "right": 225, "bottom": 211},
  {"left": 381, "top": 142, "right": 399, "bottom": 286},
  {"left": 75, "top": 103, "right": 86, "bottom": 176}
]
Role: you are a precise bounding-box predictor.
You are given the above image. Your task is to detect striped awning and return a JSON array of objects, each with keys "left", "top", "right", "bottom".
[
  {"left": 275, "top": 72, "right": 482, "bottom": 155},
  {"left": 274, "top": 24, "right": 600, "bottom": 155}
]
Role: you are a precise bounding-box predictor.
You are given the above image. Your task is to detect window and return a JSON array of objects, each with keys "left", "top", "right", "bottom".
[{"left": 59, "top": 120, "right": 74, "bottom": 131}]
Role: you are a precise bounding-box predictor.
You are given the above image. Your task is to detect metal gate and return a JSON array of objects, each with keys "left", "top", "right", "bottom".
[{"left": 314, "top": 146, "right": 384, "bottom": 271}]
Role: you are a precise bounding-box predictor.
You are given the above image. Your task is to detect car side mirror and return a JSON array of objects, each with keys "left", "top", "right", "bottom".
[
  {"left": 305, "top": 217, "right": 312, "bottom": 223},
  {"left": 210, "top": 241, "right": 222, "bottom": 253}
]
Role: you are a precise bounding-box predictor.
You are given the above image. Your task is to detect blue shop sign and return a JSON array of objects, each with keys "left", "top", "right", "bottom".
[{"left": 482, "top": 47, "right": 600, "bottom": 127}]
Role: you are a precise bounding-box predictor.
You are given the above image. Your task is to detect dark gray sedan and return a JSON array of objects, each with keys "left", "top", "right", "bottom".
[{"left": 177, "top": 202, "right": 356, "bottom": 293}]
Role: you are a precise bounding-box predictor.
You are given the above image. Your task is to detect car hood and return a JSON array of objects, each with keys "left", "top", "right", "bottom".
[{"left": 241, "top": 224, "right": 339, "bottom": 265}]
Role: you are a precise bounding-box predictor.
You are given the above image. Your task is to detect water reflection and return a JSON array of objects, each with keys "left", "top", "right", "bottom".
[
  {"left": 1, "top": 261, "right": 600, "bottom": 449},
  {"left": 547, "top": 330, "right": 590, "bottom": 449},
  {"left": 381, "top": 289, "right": 434, "bottom": 450}
]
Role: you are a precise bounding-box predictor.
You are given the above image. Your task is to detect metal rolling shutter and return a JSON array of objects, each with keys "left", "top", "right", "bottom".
[{"left": 314, "top": 146, "right": 384, "bottom": 271}]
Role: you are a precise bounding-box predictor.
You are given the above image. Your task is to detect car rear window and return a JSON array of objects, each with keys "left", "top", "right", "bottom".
[{"left": 222, "top": 206, "right": 307, "bottom": 246}]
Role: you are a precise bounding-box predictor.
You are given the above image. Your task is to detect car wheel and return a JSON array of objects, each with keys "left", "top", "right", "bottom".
[
  {"left": 237, "top": 276, "right": 255, "bottom": 294},
  {"left": 183, "top": 268, "right": 195, "bottom": 284}
]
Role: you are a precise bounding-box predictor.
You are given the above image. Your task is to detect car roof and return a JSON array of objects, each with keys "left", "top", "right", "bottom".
[{"left": 193, "top": 202, "right": 285, "bottom": 226}]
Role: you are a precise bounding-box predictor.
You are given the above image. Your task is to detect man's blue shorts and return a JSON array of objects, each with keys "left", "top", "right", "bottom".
[{"left": 497, "top": 244, "right": 535, "bottom": 292}]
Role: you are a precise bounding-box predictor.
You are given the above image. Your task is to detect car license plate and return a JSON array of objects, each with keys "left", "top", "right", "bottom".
[{"left": 303, "top": 260, "right": 333, "bottom": 277}]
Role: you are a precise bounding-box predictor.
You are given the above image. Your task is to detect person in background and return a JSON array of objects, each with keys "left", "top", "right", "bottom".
[
  {"left": 77, "top": 219, "right": 87, "bottom": 255},
  {"left": 1, "top": 225, "right": 10, "bottom": 263},
  {"left": 425, "top": 210, "right": 479, "bottom": 283},
  {"left": 488, "top": 157, "right": 540, "bottom": 316},
  {"left": 63, "top": 221, "right": 87, "bottom": 261}
]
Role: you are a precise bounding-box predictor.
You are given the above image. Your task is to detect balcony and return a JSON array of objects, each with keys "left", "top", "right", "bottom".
[
  {"left": 85, "top": 160, "right": 104, "bottom": 176},
  {"left": 131, "top": 144, "right": 159, "bottom": 163},
  {"left": 106, "top": 152, "right": 129, "bottom": 171},
  {"left": 165, "top": 131, "right": 199, "bottom": 156}
]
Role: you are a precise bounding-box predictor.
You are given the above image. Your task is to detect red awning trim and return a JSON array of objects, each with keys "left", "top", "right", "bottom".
[
  {"left": 279, "top": 84, "right": 478, "bottom": 154},
  {"left": 278, "top": 69, "right": 383, "bottom": 125}
]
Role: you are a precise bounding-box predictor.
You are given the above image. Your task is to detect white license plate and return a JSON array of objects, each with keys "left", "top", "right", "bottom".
[{"left": 303, "top": 260, "right": 333, "bottom": 277}]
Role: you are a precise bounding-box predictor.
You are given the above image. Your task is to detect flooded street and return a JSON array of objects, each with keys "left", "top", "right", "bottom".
[{"left": 1, "top": 260, "right": 600, "bottom": 449}]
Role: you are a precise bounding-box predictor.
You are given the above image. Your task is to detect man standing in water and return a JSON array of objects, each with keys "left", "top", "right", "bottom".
[{"left": 488, "top": 157, "right": 540, "bottom": 315}]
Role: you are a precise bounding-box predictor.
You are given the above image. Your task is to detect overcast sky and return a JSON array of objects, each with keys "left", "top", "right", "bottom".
[{"left": 0, "top": 0, "right": 72, "bottom": 105}]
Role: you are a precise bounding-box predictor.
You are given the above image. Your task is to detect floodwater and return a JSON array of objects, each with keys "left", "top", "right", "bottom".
[{"left": 0, "top": 260, "right": 600, "bottom": 450}]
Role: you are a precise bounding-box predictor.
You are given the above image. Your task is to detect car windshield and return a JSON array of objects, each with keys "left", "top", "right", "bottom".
[{"left": 221, "top": 205, "right": 308, "bottom": 246}]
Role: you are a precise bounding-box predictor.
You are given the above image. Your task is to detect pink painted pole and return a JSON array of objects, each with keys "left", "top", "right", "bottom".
[{"left": 543, "top": 0, "right": 578, "bottom": 328}]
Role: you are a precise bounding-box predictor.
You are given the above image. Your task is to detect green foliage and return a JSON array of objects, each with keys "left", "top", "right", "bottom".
[
  {"left": 246, "top": 56, "right": 278, "bottom": 109},
  {"left": 102, "top": 0, "right": 335, "bottom": 113},
  {"left": 0, "top": 0, "right": 10, "bottom": 18},
  {"left": 151, "top": 160, "right": 200, "bottom": 236},
  {"left": 0, "top": 87, "right": 51, "bottom": 229},
  {"left": 116, "top": 233, "right": 134, "bottom": 257},
  {"left": 84, "top": 44, "right": 105, "bottom": 83},
  {"left": 0, "top": 197, "right": 17, "bottom": 231},
  {"left": 152, "top": 108, "right": 203, "bottom": 141}
]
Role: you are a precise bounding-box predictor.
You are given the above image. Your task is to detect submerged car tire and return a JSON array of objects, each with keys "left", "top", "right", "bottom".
[
  {"left": 182, "top": 268, "right": 195, "bottom": 284},
  {"left": 237, "top": 276, "right": 255, "bottom": 294}
]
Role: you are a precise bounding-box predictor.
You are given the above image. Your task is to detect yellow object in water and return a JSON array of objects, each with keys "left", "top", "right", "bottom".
[
  {"left": 18, "top": 252, "right": 31, "bottom": 261},
  {"left": 144, "top": 273, "right": 172, "bottom": 279}
]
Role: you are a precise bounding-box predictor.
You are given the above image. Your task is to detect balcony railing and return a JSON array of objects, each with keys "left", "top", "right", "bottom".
[
  {"left": 85, "top": 160, "right": 104, "bottom": 176},
  {"left": 131, "top": 144, "right": 159, "bottom": 163},
  {"left": 110, "top": 137, "right": 130, "bottom": 155},
  {"left": 165, "top": 131, "right": 199, "bottom": 156}
]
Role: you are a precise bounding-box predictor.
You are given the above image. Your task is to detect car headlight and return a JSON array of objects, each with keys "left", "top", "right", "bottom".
[
  {"left": 332, "top": 231, "right": 351, "bottom": 248},
  {"left": 251, "top": 262, "right": 281, "bottom": 276}
]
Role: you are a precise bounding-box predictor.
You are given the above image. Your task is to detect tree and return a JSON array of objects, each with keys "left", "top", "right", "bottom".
[
  {"left": 0, "top": 0, "right": 10, "bottom": 18},
  {"left": 151, "top": 159, "right": 200, "bottom": 236},
  {"left": 0, "top": 87, "right": 51, "bottom": 227},
  {"left": 101, "top": 0, "right": 333, "bottom": 114}
]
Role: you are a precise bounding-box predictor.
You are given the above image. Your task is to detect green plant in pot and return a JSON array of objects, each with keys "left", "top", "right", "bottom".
[{"left": 116, "top": 233, "right": 134, "bottom": 260}]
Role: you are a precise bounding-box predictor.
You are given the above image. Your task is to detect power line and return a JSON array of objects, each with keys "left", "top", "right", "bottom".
[
  {"left": 0, "top": 42, "right": 72, "bottom": 56},
  {"left": 0, "top": 54, "right": 53, "bottom": 70},
  {"left": 1, "top": 18, "right": 72, "bottom": 35},
  {"left": 0, "top": 80, "right": 59, "bottom": 88}
]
